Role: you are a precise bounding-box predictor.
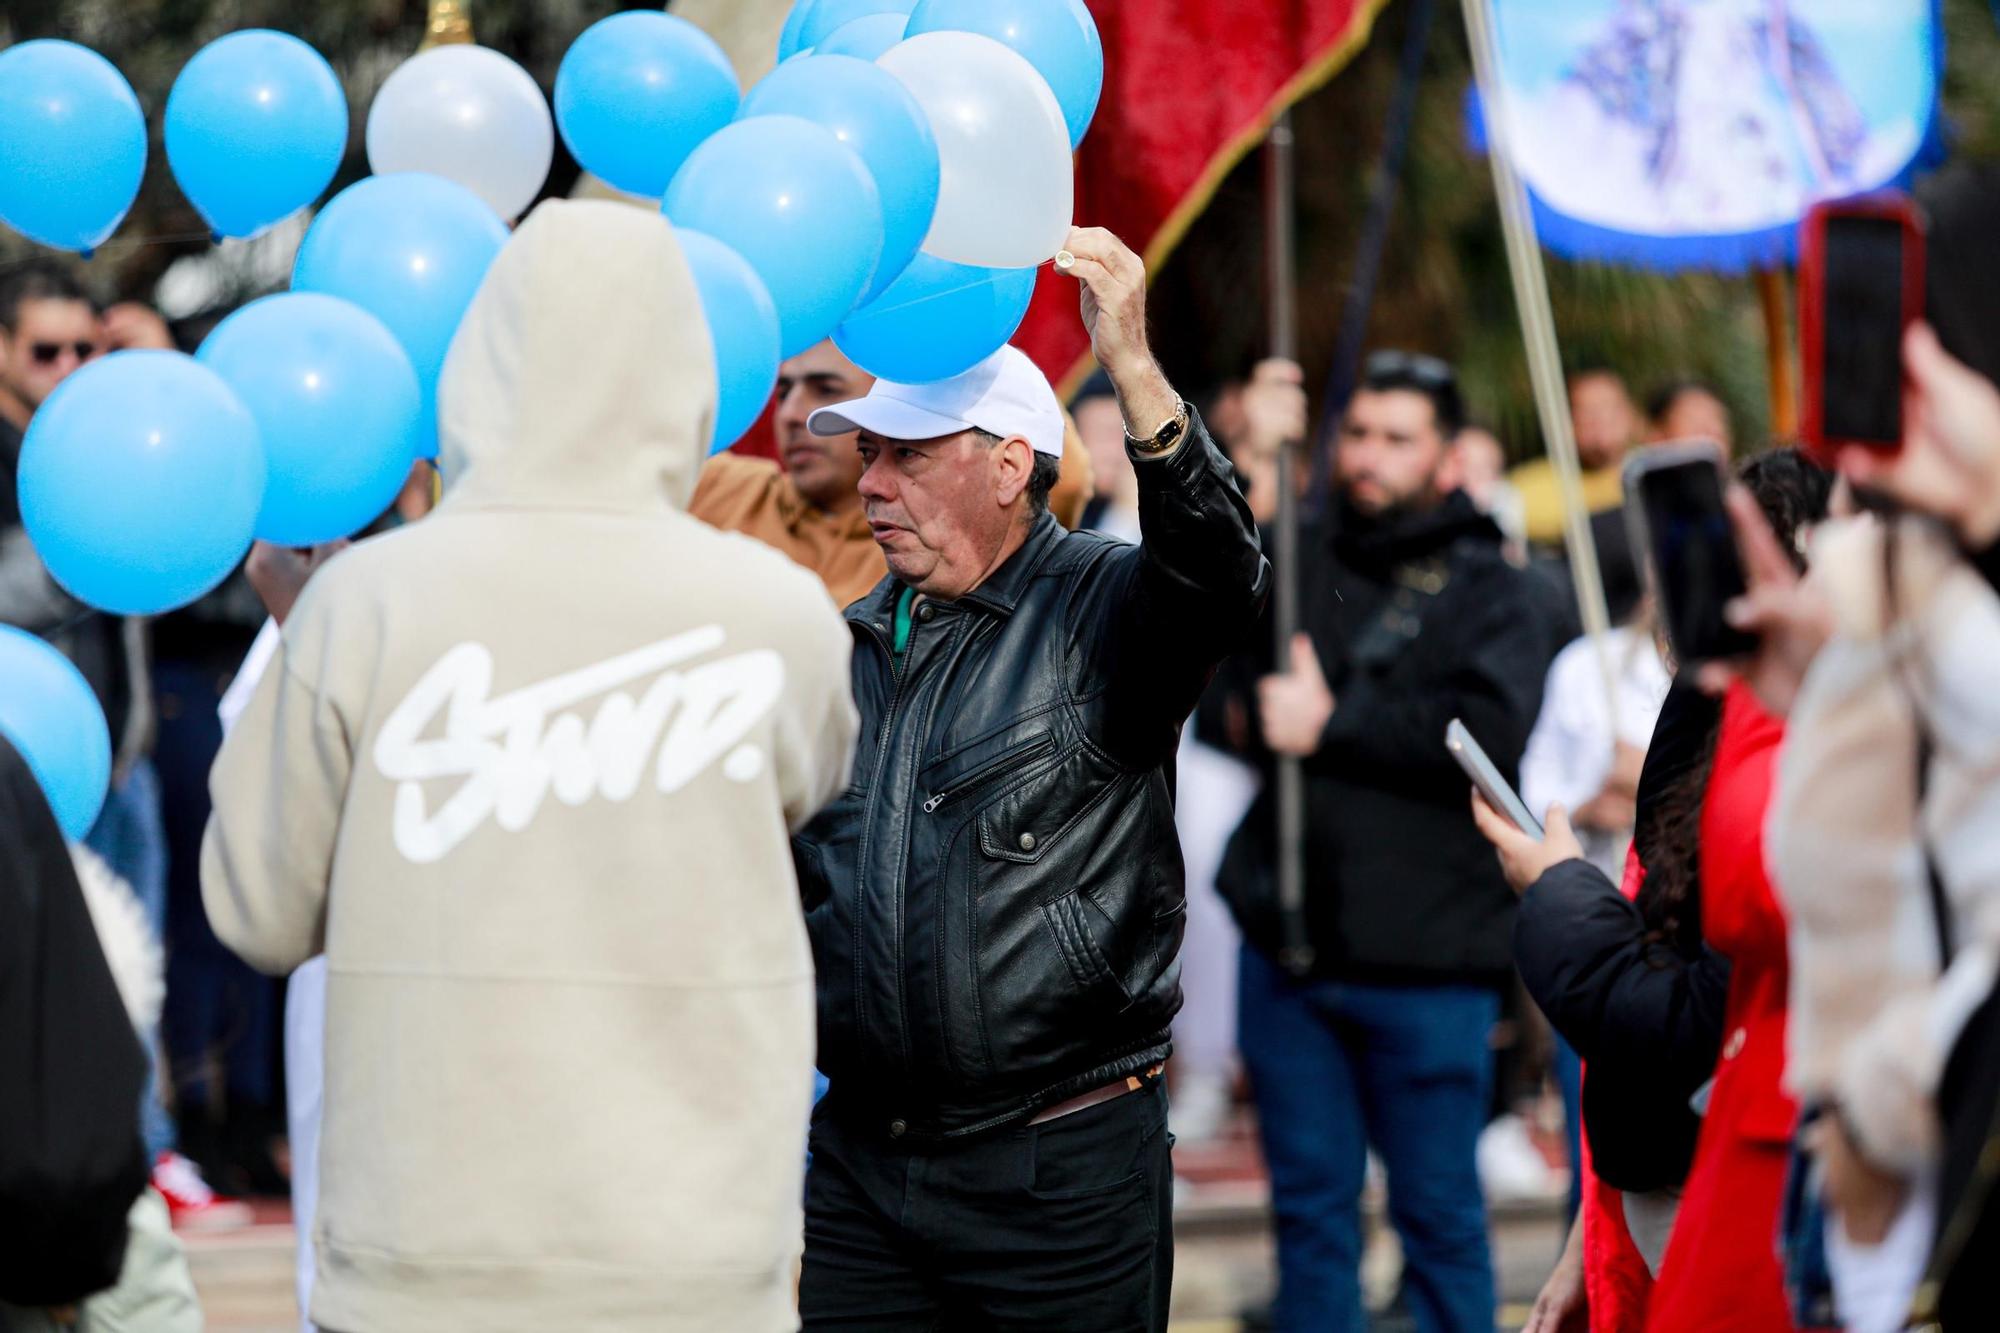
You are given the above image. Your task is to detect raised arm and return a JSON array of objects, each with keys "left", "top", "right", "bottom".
[{"left": 1060, "top": 227, "right": 1271, "bottom": 738}]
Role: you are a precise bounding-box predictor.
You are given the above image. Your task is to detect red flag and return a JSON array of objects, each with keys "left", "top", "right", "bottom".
[{"left": 1017, "top": 0, "right": 1390, "bottom": 399}]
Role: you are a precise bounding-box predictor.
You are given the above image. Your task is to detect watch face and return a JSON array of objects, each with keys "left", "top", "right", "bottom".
[{"left": 1131, "top": 401, "right": 1187, "bottom": 452}]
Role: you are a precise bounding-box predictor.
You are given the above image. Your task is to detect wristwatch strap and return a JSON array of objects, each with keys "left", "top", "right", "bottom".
[{"left": 1128, "top": 399, "right": 1189, "bottom": 455}]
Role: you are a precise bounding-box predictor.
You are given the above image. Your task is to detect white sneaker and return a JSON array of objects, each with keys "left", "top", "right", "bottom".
[
  {"left": 1169, "top": 1072, "right": 1233, "bottom": 1143},
  {"left": 1476, "top": 1113, "right": 1569, "bottom": 1203}
]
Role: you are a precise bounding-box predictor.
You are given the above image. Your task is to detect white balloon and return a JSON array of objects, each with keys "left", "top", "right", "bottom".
[
  {"left": 877, "top": 32, "right": 1072, "bottom": 269},
  {"left": 366, "top": 46, "right": 553, "bottom": 221}
]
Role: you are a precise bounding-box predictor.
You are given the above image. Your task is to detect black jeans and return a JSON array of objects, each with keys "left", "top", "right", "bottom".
[{"left": 800, "top": 1081, "right": 1174, "bottom": 1331}]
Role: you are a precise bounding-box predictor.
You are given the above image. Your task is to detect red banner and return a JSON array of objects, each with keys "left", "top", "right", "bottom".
[{"left": 1016, "top": 0, "right": 1391, "bottom": 399}]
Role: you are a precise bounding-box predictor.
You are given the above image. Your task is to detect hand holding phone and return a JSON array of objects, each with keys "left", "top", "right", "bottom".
[
  {"left": 1689, "top": 485, "right": 1835, "bottom": 718},
  {"left": 1446, "top": 718, "right": 1541, "bottom": 839},
  {"left": 1625, "top": 441, "right": 1754, "bottom": 664}
]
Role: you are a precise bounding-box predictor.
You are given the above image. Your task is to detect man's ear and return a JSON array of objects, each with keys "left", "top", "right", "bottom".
[
  {"left": 995, "top": 434, "right": 1036, "bottom": 509},
  {"left": 1432, "top": 434, "right": 1466, "bottom": 496}
]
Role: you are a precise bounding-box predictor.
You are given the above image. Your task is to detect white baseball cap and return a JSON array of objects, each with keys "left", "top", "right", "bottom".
[{"left": 807, "top": 345, "right": 1065, "bottom": 457}]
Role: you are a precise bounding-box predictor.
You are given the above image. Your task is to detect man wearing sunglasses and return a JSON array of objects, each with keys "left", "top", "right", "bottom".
[
  {"left": 0, "top": 262, "right": 230, "bottom": 1224},
  {"left": 0, "top": 263, "right": 134, "bottom": 784},
  {"left": 1213, "top": 350, "right": 1557, "bottom": 1332}
]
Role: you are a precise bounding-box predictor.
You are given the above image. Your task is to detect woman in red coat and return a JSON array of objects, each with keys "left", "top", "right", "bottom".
[{"left": 1642, "top": 680, "right": 1796, "bottom": 1332}]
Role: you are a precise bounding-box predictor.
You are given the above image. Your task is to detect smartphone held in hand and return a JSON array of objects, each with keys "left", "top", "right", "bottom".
[
  {"left": 1799, "top": 193, "right": 1926, "bottom": 465},
  {"left": 1446, "top": 718, "right": 1542, "bottom": 840},
  {"left": 1625, "top": 441, "right": 1756, "bottom": 665}
]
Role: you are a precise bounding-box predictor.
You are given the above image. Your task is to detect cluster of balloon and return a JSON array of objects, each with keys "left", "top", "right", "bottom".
[
  {"left": 551, "top": 0, "right": 1100, "bottom": 440},
  {"left": 0, "top": 30, "right": 536, "bottom": 829},
  {"left": 0, "top": 0, "right": 1103, "bottom": 826}
]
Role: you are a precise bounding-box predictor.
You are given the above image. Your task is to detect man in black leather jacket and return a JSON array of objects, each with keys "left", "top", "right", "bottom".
[{"left": 789, "top": 226, "right": 1269, "bottom": 1330}]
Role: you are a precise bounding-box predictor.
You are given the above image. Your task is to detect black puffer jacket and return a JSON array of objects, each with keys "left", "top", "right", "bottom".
[
  {"left": 793, "top": 412, "right": 1268, "bottom": 1141},
  {"left": 1514, "top": 682, "right": 1732, "bottom": 1193},
  {"left": 1515, "top": 859, "right": 1732, "bottom": 1192},
  {"left": 1215, "top": 492, "right": 1556, "bottom": 986}
]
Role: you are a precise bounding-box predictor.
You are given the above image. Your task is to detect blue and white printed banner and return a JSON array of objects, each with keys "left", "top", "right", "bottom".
[{"left": 1486, "top": 0, "right": 1944, "bottom": 271}]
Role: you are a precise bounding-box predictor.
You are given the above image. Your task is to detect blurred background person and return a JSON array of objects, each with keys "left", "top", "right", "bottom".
[
  {"left": 0, "top": 263, "right": 244, "bottom": 1229},
  {"left": 1646, "top": 378, "right": 1733, "bottom": 452},
  {"left": 1171, "top": 355, "right": 1310, "bottom": 1146},
  {"left": 1511, "top": 367, "right": 1649, "bottom": 638},
  {"left": 1215, "top": 349, "right": 1555, "bottom": 1332},
  {"left": 1454, "top": 422, "right": 1527, "bottom": 559},
  {"left": 1071, "top": 367, "right": 1139, "bottom": 540}
]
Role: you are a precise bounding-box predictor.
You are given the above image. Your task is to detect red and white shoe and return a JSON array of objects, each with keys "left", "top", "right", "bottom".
[{"left": 153, "top": 1151, "right": 255, "bottom": 1231}]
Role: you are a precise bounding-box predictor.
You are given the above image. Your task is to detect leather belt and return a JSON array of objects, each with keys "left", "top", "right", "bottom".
[{"left": 1028, "top": 1064, "right": 1165, "bottom": 1125}]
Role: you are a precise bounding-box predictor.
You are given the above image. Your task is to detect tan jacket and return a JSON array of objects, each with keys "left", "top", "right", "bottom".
[
  {"left": 1770, "top": 516, "right": 2000, "bottom": 1173},
  {"left": 690, "top": 454, "right": 884, "bottom": 609},
  {"left": 202, "top": 201, "right": 858, "bottom": 1331}
]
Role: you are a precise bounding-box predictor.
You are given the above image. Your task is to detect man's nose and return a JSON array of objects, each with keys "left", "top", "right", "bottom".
[
  {"left": 858, "top": 456, "right": 894, "bottom": 501},
  {"left": 774, "top": 384, "right": 808, "bottom": 428}
]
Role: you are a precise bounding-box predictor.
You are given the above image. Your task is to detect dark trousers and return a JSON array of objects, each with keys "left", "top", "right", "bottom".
[
  {"left": 156, "top": 661, "right": 280, "bottom": 1117},
  {"left": 1238, "top": 945, "right": 1498, "bottom": 1333},
  {"left": 800, "top": 1081, "right": 1174, "bottom": 1331}
]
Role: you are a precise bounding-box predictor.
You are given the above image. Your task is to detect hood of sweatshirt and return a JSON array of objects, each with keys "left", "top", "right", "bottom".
[{"left": 435, "top": 199, "right": 716, "bottom": 515}]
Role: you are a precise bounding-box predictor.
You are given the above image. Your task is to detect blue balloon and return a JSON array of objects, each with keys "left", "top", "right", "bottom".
[
  {"left": 165, "top": 31, "right": 347, "bottom": 240},
  {"left": 806, "top": 0, "right": 920, "bottom": 50},
  {"left": 293, "top": 174, "right": 509, "bottom": 460},
  {"left": 778, "top": 1, "right": 815, "bottom": 61},
  {"left": 0, "top": 41, "right": 146, "bottom": 252},
  {"left": 907, "top": 0, "right": 1103, "bottom": 146},
  {"left": 556, "top": 13, "right": 740, "bottom": 199},
  {"left": 664, "top": 116, "right": 883, "bottom": 359},
  {"left": 198, "top": 294, "right": 423, "bottom": 546},
  {"left": 739, "top": 56, "right": 937, "bottom": 304},
  {"left": 677, "top": 231, "right": 783, "bottom": 454},
  {"left": 0, "top": 626, "right": 113, "bottom": 840},
  {"left": 817, "top": 13, "right": 910, "bottom": 60},
  {"left": 834, "top": 254, "right": 1035, "bottom": 384},
  {"left": 20, "top": 352, "right": 264, "bottom": 616}
]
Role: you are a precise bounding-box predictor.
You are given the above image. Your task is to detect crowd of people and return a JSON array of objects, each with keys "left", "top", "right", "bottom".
[{"left": 6, "top": 136, "right": 2000, "bottom": 1333}]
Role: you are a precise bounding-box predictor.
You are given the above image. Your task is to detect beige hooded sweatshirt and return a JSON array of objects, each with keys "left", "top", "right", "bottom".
[{"left": 202, "top": 200, "right": 858, "bottom": 1331}]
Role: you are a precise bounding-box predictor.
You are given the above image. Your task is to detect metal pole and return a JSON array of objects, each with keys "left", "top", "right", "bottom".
[
  {"left": 1462, "top": 0, "right": 1617, "bottom": 715},
  {"left": 1313, "top": 0, "right": 1438, "bottom": 500},
  {"left": 1266, "top": 110, "right": 1314, "bottom": 977}
]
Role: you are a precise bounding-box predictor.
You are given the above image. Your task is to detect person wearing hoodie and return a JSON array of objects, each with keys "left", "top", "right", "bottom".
[
  {"left": 1214, "top": 349, "right": 1556, "bottom": 1332},
  {"left": 200, "top": 200, "right": 860, "bottom": 1332}
]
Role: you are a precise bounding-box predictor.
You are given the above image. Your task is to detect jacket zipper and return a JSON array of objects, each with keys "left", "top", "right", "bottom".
[{"left": 922, "top": 734, "right": 1058, "bottom": 813}]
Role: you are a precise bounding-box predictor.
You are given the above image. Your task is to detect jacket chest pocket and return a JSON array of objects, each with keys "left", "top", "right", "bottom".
[{"left": 944, "top": 750, "right": 1160, "bottom": 1082}]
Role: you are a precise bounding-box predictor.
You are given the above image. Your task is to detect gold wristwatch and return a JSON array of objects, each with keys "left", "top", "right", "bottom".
[{"left": 1127, "top": 398, "right": 1190, "bottom": 456}]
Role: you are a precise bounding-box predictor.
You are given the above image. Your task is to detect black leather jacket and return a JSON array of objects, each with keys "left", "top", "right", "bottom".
[{"left": 793, "top": 412, "right": 1268, "bottom": 1141}]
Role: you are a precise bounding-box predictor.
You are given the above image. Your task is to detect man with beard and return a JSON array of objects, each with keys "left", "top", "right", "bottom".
[{"left": 1215, "top": 351, "right": 1554, "bottom": 1332}]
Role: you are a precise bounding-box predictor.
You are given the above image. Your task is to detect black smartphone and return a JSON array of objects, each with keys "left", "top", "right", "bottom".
[
  {"left": 1624, "top": 441, "right": 1755, "bottom": 663},
  {"left": 1799, "top": 194, "right": 1925, "bottom": 464}
]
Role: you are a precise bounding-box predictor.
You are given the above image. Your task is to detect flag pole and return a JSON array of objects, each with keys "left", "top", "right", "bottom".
[
  {"left": 1265, "top": 109, "right": 1314, "bottom": 977},
  {"left": 1757, "top": 268, "right": 1799, "bottom": 439},
  {"left": 1461, "top": 0, "right": 1617, "bottom": 710}
]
